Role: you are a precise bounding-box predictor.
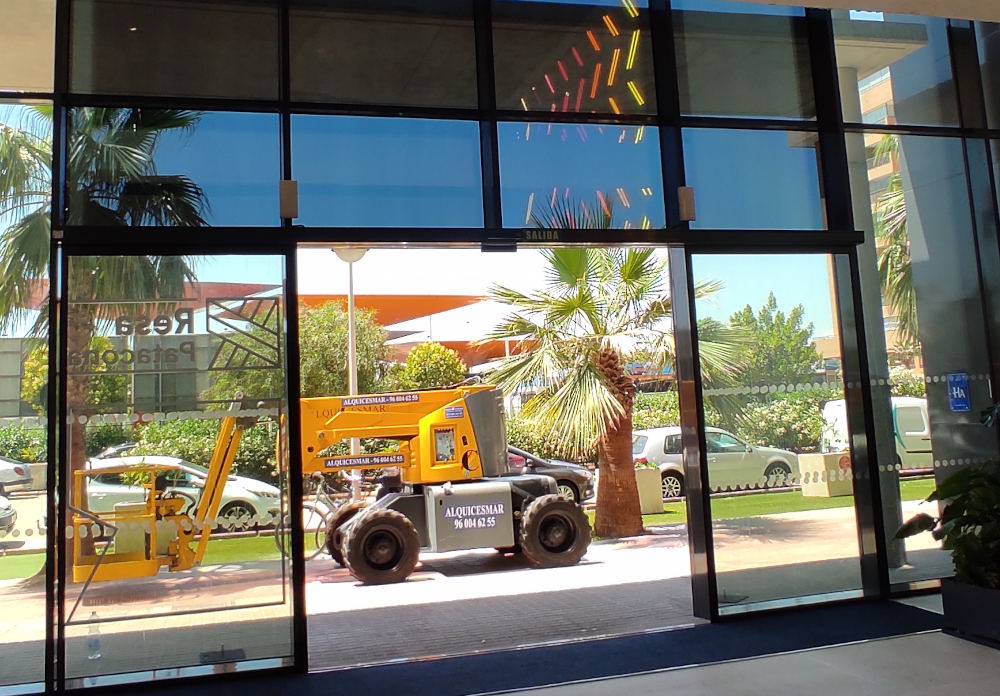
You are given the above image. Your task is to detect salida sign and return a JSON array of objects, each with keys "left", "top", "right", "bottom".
[{"left": 68, "top": 308, "right": 196, "bottom": 372}]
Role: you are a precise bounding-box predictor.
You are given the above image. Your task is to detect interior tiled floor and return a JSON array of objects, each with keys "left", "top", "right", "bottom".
[{"left": 508, "top": 630, "right": 998, "bottom": 696}]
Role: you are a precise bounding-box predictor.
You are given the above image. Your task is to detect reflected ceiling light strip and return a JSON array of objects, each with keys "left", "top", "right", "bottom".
[
  {"left": 641, "top": 215, "right": 650, "bottom": 229},
  {"left": 603, "top": 15, "right": 620, "bottom": 37},
  {"left": 608, "top": 97, "right": 621, "bottom": 114},
  {"left": 572, "top": 46, "right": 584, "bottom": 67},
  {"left": 608, "top": 48, "right": 621, "bottom": 86},
  {"left": 624, "top": 219, "right": 632, "bottom": 229},
  {"left": 525, "top": 123, "right": 531, "bottom": 140},
  {"left": 575, "top": 78, "right": 586, "bottom": 111},
  {"left": 590, "top": 63, "right": 603, "bottom": 99},
  {"left": 622, "top": 0, "right": 639, "bottom": 19},
  {"left": 634, "top": 125, "right": 645, "bottom": 144},
  {"left": 627, "top": 80, "right": 645, "bottom": 106},
  {"left": 618, "top": 128, "right": 627, "bottom": 144},
  {"left": 520, "top": 97, "right": 529, "bottom": 111},
  {"left": 641, "top": 186, "right": 653, "bottom": 197},
  {"left": 561, "top": 127, "right": 568, "bottom": 141},
  {"left": 557, "top": 60, "right": 569, "bottom": 81},
  {"left": 525, "top": 192, "right": 535, "bottom": 225},
  {"left": 626, "top": 30, "right": 640, "bottom": 70},
  {"left": 577, "top": 125, "right": 588, "bottom": 141},
  {"left": 617, "top": 187, "right": 631, "bottom": 208},
  {"left": 587, "top": 30, "right": 601, "bottom": 51},
  {"left": 562, "top": 92, "right": 571, "bottom": 112},
  {"left": 551, "top": 187, "right": 559, "bottom": 208},
  {"left": 544, "top": 73, "right": 556, "bottom": 94},
  {"left": 596, "top": 191, "right": 611, "bottom": 216},
  {"left": 532, "top": 86, "right": 542, "bottom": 106}
]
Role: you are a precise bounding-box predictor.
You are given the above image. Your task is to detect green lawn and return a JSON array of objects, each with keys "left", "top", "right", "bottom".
[
  {"left": 588, "top": 477, "right": 936, "bottom": 529},
  {"left": 0, "top": 552, "right": 45, "bottom": 581}
]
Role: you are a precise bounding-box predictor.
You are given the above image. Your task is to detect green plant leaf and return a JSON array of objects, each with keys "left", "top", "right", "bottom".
[{"left": 894, "top": 512, "right": 937, "bottom": 539}]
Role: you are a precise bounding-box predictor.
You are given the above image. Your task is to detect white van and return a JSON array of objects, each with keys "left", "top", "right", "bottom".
[{"left": 821, "top": 396, "right": 932, "bottom": 470}]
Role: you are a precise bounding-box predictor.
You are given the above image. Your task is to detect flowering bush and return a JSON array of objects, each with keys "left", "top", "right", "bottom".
[
  {"left": 0, "top": 425, "right": 46, "bottom": 462},
  {"left": 733, "top": 390, "right": 835, "bottom": 453}
]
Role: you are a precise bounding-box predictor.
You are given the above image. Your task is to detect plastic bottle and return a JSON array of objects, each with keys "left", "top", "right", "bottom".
[{"left": 87, "top": 612, "right": 101, "bottom": 661}]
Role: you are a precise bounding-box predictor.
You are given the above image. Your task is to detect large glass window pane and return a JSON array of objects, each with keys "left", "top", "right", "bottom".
[
  {"left": 976, "top": 22, "right": 1000, "bottom": 129},
  {"left": 498, "top": 121, "right": 664, "bottom": 229},
  {"left": 0, "top": 0, "right": 55, "bottom": 92},
  {"left": 292, "top": 116, "right": 484, "bottom": 227},
  {"left": 290, "top": 0, "right": 477, "bottom": 108},
  {"left": 846, "top": 131, "right": 999, "bottom": 586},
  {"left": 0, "top": 102, "right": 52, "bottom": 693},
  {"left": 834, "top": 11, "right": 958, "bottom": 128},
  {"left": 673, "top": 1, "right": 815, "bottom": 119},
  {"left": 492, "top": 0, "right": 656, "bottom": 116},
  {"left": 66, "top": 109, "right": 281, "bottom": 227},
  {"left": 683, "top": 128, "right": 824, "bottom": 229},
  {"left": 692, "top": 252, "right": 863, "bottom": 612},
  {"left": 62, "top": 254, "right": 293, "bottom": 685},
  {"left": 70, "top": 0, "right": 279, "bottom": 100}
]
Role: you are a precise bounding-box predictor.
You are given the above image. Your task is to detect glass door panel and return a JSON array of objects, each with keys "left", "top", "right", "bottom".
[
  {"left": 690, "top": 253, "right": 864, "bottom": 613},
  {"left": 60, "top": 253, "right": 294, "bottom": 687}
]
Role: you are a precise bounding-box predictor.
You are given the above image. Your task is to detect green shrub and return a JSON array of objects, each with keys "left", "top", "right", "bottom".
[
  {"left": 632, "top": 391, "right": 723, "bottom": 430},
  {"left": 506, "top": 414, "right": 592, "bottom": 463},
  {"left": 131, "top": 418, "right": 279, "bottom": 482},
  {"left": 85, "top": 423, "right": 132, "bottom": 457},
  {"left": 889, "top": 366, "right": 926, "bottom": 397},
  {"left": 731, "top": 390, "right": 836, "bottom": 453},
  {"left": 0, "top": 425, "right": 46, "bottom": 462}
]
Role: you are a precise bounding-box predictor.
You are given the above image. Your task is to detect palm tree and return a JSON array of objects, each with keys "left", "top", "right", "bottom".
[
  {"left": 872, "top": 134, "right": 919, "bottom": 355},
  {"left": 485, "top": 230, "right": 743, "bottom": 537},
  {"left": 0, "top": 106, "right": 208, "bottom": 550}
]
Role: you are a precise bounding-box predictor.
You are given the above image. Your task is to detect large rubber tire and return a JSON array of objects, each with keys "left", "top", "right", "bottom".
[
  {"left": 344, "top": 508, "right": 420, "bottom": 585},
  {"left": 519, "top": 494, "right": 590, "bottom": 568},
  {"left": 326, "top": 501, "right": 367, "bottom": 566}
]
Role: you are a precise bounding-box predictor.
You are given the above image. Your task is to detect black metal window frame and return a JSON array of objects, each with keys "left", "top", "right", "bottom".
[{"left": 1, "top": 1, "right": 998, "bottom": 691}]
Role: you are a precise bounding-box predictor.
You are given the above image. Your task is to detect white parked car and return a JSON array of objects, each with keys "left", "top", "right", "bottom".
[
  {"left": 86, "top": 456, "right": 280, "bottom": 531},
  {"left": 0, "top": 455, "right": 33, "bottom": 495},
  {"left": 632, "top": 426, "right": 799, "bottom": 498}
]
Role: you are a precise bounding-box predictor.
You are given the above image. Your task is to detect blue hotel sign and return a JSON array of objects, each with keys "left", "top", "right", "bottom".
[{"left": 947, "top": 373, "right": 971, "bottom": 412}]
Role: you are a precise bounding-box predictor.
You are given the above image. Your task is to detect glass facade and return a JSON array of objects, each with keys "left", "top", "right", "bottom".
[{"left": 2, "top": 0, "right": 1000, "bottom": 691}]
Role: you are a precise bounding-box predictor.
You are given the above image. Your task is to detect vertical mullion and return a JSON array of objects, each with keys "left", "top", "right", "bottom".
[
  {"left": 649, "top": 0, "right": 684, "bottom": 229},
  {"left": 474, "top": 0, "right": 502, "bottom": 235},
  {"left": 667, "top": 246, "right": 716, "bottom": 621}
]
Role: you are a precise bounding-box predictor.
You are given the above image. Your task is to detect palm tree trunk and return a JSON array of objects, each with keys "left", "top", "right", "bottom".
[
  {"left": 66, "top": 286, "right": 95, "bottom": 559},
  {"left": 593, "top": 348, "right": 643, "bottom": 538}
]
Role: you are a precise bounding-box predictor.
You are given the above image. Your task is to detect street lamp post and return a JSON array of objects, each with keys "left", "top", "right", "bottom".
[{"left": 334, "top": 247, "right": 367, "bottom": 501}]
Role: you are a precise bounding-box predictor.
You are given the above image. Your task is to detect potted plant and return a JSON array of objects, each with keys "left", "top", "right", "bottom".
[{"left": 896, "top": 401, "right": 1000, "bottom": 644}]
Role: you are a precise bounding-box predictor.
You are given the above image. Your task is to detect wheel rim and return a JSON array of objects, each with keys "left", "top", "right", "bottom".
[
  {"left": 556, "top": 483, "right": 576, "bottom": 501},
  {"left": 538, "top": 512, "right": 575, "bottom": 553},
  {"left": 766, "top": 466, "right": 790, "bottom": 488},
  {"left": 222, "top": 504, "right": 254, "bottom": 530},
  {"left": 363, "top": 527, "right": 405, "bottom": 570},
  {"left": 662, "top": 475, "right": 682, "bottom": 498}
]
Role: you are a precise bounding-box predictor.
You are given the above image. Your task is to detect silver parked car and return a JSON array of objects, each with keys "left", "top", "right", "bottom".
[
  {"left": 86, "top": 456, "right": 280, "bottom": 531},
  {"left": 0, "top": 455, "right": 33, "bottom": 495},
  {"left": 632, "top": 426, "right": 799, "bottom": 498}
]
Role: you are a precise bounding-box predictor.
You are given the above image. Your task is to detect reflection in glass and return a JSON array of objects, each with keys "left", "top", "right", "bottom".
[
  {"left": 492, "top": 0, "right": 656, "bottom": 116},
  {"left": 976, "top": 22, "right": 1000, "bottom": 129},
  {"left": 683, "top": 129, "right": 824, "bottom": 230},
  {"left": 847, "top": 132, "right": 998, "bottom": 585},
  {"left": 0, "top": 0, "right": 55, "bottom": 92},
  {"left": 673, "top": 0, "right": 814, "bottom": 119},
  {"left": 70, "top": 0, "right": 279, "bottom": 100},
  {"left": 0, "top": 103, "right": 52, "bottom": 691},
  {"left": 290, "top": 0, "right": 477, "bottom": 108},
  {"left": 692, "top": 253, "right": 863, "bottom": 611},
  {"left": 833, "top": 12, "right": 958, "bottom": 128},
  {"left": 66, "top": 109, "right": 281, "bottom": 227},
  {"left": 62, "top": 255, "right": 293, "bottom": 685},
  {"left": 292, "top": 115, "right": 484, "bottom": 227},
  {"left": 498, "top": 122, "right": 664, "bottom": 229}
]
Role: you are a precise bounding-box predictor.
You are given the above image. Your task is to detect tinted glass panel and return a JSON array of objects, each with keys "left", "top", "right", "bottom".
[
  {"left": 847, "top": 132, "right": 998, "bottom": 586},
  {"left": 0, "top": 0, "right": 55, "bottom": 92},
  {"left": 976, "top": 22, "right": 1000, "bottom": 129},
  {"left": 673, "top": 0, "right": 814, "bottom": 119},
  {"left": 493, "top": 0, "right": 656, "bottom": 116},
  {"left": 66, "top": 109, "right": 281, "bottom": 227},
  {"left": 290, "top": 0, "right": 476, "bottom": 108},
  {"left": 70, "top": 0, "right": 279, "bottom": 100},
  {"left": 498, "top": 121, "right": 664, "bottom": 229},
  {"left": 292, "top": 116, "right": 484, "bottom": 227},
  {"left": 62, "top": 254, "right": 293, "bottom": 685},
  {"left": 693, "top": 252, "right": 863, "bottom": 612},
  {"left": 683, "top": 128, "right": 824, "bottom": 229},
  {"left": 0, "top": 102, "right": 51, "bottom": 692},
  {"left": 834, "top": 12, "right": 958, "bottom": 127}
]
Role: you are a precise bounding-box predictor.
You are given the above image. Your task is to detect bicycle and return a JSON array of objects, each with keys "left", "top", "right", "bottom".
[{"left": 274, "top": 472, "right": 350, "bottom": 560}]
